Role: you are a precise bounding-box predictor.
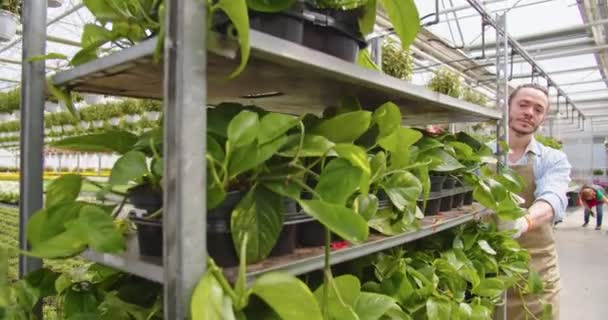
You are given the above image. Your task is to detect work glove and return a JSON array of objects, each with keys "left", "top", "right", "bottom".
[{"left": 497, "top": 216, "right": 529, "bottom": 239}]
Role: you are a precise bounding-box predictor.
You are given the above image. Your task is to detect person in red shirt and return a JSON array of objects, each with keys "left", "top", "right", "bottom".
[{"left": 580, "top": 185, "right": 608, "bottom": 230}]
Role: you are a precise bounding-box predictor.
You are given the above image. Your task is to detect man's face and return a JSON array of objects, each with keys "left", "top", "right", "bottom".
[{"left": 508, "top": 87, "right": 549, "bottom": 135}]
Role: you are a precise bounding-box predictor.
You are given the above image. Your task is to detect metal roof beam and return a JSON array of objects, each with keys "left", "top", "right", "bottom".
[{"left": 467, "top": 18, "right": 608, "bottom": 50}]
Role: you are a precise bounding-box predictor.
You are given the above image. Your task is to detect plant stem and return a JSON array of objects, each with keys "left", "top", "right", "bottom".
[
  {"left": 292, "top": 120, "right": 306, "bottom": 164},
  {"left": 147, "top": 208, "right": 163, "bottom": 219},
  {"left": 208, "top": 257, "right": 238, "bottom": 302},
  {"left": 86, "top": 178, "right": 127, "bottom": 197},
  {"left": 112, "top": 196, "right": 128, "bottom": 219},
  {"left": 518, "top": 287, "right": 541, "bottom": 320},
  {"left": 289, "top": 163, "right": 320, "bottom": 179},
  {"left": 323, "top": 227, "right": 331, "bottom": 320}
]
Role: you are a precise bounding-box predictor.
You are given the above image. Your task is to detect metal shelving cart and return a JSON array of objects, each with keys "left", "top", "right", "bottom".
[{"left": 18, "top": 1, "right": 580, "bottom": 319}]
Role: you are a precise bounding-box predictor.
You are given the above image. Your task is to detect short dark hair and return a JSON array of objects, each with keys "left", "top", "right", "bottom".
[{"left": 508, "top": 83, "right": 550, "bottom": 107}]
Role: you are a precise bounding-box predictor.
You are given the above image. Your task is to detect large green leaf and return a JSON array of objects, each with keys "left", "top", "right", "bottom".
[
  {"left": 477, "top": 240, "right": 497, "bottom": 256},
  {"left": 207, "top": 103, "right": 247, "bottom": 138},
  {"left": 358, "top": 0, "right": 377, "bottom": 34},
  {"left": 315, "top": 159, "right": 362, "bottom": 205},
  {"left": 373, "top": 102, "right": 401, "bottom": 138},
  {"left": 81, "top": 24, "right": 114, "bottom": 48},
  {"left": 229, "top": 135, "right": 288, "bottom": 177},
  {"left": 64, "top": 286, "right": 99, "bottom": 319},
  {"left": 27, "top": 202, "right": 84, "bottom": 248},
  {"left": 247, "top": 0, "right": 297, "bottom": 12},
  {"left": 314, "top": 275, "right": 360, "bottom": 319},
  {"left": 471, "top": 278, "right": 504, "bottom": 297},
  {"left": 109, "top": 151, "right": 149, "bottom": 186},
  {"left": 45, "top": 174, "right": 83, "bottom": 208},
  {"left": 231, "top": 186, "right": 284, "bottom": 263},
  {"left": 378, "top": 127, "right": 422, "bottom": 169},
  {"left": 470, "top": 304, "right": 492, "bottom": 320},
  {"left": 354, "top": 292, "right": 397, "bottom": 320},
  {"left": 380, "top": 171, "right": 422, "bottom": 212},
  {"left": 258, "top": 113, "right": 298, "bottom": 145},
  {"left": 368, "top": 208, "right": 418, "bottom": 236},
  {"left": 280, "top": 134, "right": 335, "bottom": 158},
  {"left": 426, "top": 149, "right": 464, "bottom": 172},
  {"left": 354, "top": 194, "right": 379, "bottom": 221},
  {"left": 370, "top": 151, "right": 388, "bottom": 184},
  {"left": 207, "top": 135, "right": 225, "bottom": 162},
  {"left": 66, "top": 205, "right": 125, "bottom": 254},
  {"left": 426, "top": 297, "right": 452, "bottom": 320},
  {"left": 486, "top": 178, "right": 507, "bottom": 202},
  {"left": 23, "top": 268, "right": 60, "bottom": 300},
  {"left": 227, "top": 110, "right": 259, "bottom": 148},
  {"left": 215, "top": 0, "right": 250, "bottom": 77},
  {"left": 525, "top": 269, "right": 544, "bottom": 295},
  {"left": 82, "top": 0, "right": 122, "bottom": 22},
  {"left": 191, "top": 271, "right": 234, "bottom": 320},
  {"left": 299, "top": 200, "right": 369, "bottom": 243},
  {"left": 28, "top": 227, "right": 88, "bottom": 258},
  {"left": 252, "top": 273, "right": 322, "bottom": 320},
  {"left": 333, "top": 143, "right": 371, "bottom": 194},
  {"left": 473, "top": 181, "right": 496, "bottom": 209},
  {"left": 311, "top": 111, "right": 372, "bottom": 143},
  {"left": 379, "top": 0, "right": 420, "bottom": 49},
  {"left": 50, "top": 130, "right": 138, "bottom": 154}
]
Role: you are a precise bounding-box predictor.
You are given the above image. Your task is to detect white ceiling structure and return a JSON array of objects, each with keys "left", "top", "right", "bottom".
[{"left": 3, "top": 0, "right": 608, "bottom": 136}]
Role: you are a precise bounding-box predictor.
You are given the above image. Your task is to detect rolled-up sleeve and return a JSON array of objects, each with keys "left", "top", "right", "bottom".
[{"left": 534, "top": 151, "right": 572, "bottom": 222}]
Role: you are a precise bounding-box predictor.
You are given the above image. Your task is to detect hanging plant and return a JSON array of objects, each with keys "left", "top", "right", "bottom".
[
  {"left": 427, "top": 68, "right": 462, "bottom": 98},
  {"left": 381, "top": 37, "right": 414, "bottom": 80}
]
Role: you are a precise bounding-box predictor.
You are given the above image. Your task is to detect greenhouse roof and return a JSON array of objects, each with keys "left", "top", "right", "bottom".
[{"left": 2, "top": 0, "right": 608, "bottom": 135}]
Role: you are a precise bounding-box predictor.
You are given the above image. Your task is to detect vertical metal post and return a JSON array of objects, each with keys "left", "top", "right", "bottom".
[
  {"left": 19, "top": 0, "right": 46, "bottom": 280},
  {"left": 163, "top": 0, "right": 207, "bottom": 318},
  {"left": 495, "top": 14, "right": 509, "bottom": 167},
  {"left": 494, "top": 13, "right": 509, "bottom": 320},
  {"left": 370, "top": 37, "right": 383, "bottom": 66}
]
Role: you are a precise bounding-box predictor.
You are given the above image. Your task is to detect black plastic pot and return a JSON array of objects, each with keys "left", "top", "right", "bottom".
[
  {"left": 440, "top": 196, "right": 453, "bottom": 212},
  {"left": 378, "top": 199, "right": 391, "bottom": 209},
  {"left": 424, "top": 198, "right": 441, "bottom": 216},
  {"left": 127, "top": 183, "right": 162, "bottom": 214},
  {"left": 430, "top": 175, "right": 447, "bottom": 192},
  {"left": 207, "top": 219, "right": 239, "bottom": 267},
  {"left": 443, "top": 176, "right": 457, "bottom": 190},
  {"left": 297, "top": 219, "right": 325, "bottom": 247},
  {"left": 208, "top": 190, "right": 246, "bottom": 220},
  {"left": 301, "top": 6, "right": 366, "bottom": 61},
  {"left": 452, "top": 193, "right": 464, "bottom": 208},
  {"left": 463, "top": 191, "right": 474, "bottom": 205},
  {"left": 131, "top": 215, "right": 162, "bottom": 258},
  {"left": 250, "top": 3, "right": 305, "bottom": 43}
]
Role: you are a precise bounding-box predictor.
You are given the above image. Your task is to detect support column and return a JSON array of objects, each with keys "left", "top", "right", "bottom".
[
  {"left": 19, "top": 0, "right": 46, "bottom": 278},
  {"left": 163, "top": 0, "right": 207, "bottom": 318}
]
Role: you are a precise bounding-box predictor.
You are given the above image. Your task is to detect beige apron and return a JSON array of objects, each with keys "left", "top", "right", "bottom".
[{"left": 506, "top": 153, "right": 561, "bottom": 320}]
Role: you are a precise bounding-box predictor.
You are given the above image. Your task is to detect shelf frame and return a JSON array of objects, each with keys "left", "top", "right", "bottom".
[{"left": 52, "top": 32, "right": 501, "bottom": 125}]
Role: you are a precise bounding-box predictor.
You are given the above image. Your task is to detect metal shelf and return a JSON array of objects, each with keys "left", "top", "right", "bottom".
[
  {"left": 80, "top": 235, "right": 163, "bottom": 283},
  {"left": 224, "top": 204, "right": 489, "bottom": 283},
  {"left": 428, "top": 186, "right": 473, "bottom": 200},
  {"left": 52, "top": 32, "right": 501, "bottom": 125},
  {"left": 80, "top": 204, "right": 486, "bottom": 284}
]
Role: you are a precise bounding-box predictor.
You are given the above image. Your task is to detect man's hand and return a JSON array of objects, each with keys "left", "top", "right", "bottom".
[{"left": 498, "top": 216, "right": 530, "bottom": 239}]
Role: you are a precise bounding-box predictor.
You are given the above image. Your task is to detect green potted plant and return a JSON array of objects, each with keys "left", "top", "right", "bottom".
[
  {"left": 462, "top": 86, "right": 488, "bottom": 107},
  {"left": 427, "top": 68, "right": 462, "bottom": 98},
  {"left": 593, "top": 169, "right": 604, "bottom": 176},
  {"left": 381, "top": 37, "right": 413, "bottom": 80},
  {"left": 0, "top": 0, "right": 19, "bottom": 42}
]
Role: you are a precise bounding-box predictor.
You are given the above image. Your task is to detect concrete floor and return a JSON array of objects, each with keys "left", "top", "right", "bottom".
[{"left": 554, "top": 206, "right": 608, "bottom": 320}]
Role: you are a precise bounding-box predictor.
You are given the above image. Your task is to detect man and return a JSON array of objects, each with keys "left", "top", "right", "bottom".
[{"left": 498, "top": 83, "right": 571, "bottom": 319}]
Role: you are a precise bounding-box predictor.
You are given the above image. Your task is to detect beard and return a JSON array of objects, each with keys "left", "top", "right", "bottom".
[{"left": 508, "top": 117, "right": 540, "bottom": 135}]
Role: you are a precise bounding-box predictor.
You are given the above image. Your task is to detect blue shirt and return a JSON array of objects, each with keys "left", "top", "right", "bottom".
[{"left": 491, "top": 137, "right": 572, "bottom": 222}]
